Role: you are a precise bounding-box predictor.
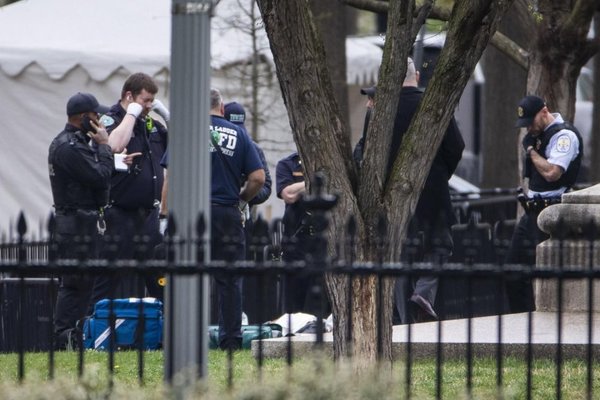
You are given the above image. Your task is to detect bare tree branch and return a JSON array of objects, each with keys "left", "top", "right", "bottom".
[
  {"left": 427, "top": 2, "right": 451, "bottom": 20},
  {"left": 341, "top": 0, "right": 388, "bottom": 14},
  {"left": 564, "top": 0, "right": 597, "bottom": 37},
  {"left": 562, "top": 0, "right": 599, "bottom": 67},
  {"left": 342, "top": 0, "right": 528, "bottom": 70},
  {"left": 341, "top": 0, "right": 451, "bottom": 19},
  {"left": 412, "top": 0, "right": 433, "bottom": 38},
  {"left": 490, "top": 31, "right": 529, "bottom": 69}
]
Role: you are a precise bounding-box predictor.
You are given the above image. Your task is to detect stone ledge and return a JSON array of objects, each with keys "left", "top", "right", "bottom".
[
  {"left": 562, "top": 185, "right": 600, "bottom": 204},
  {"left": 251, "top": 312, "right": 600, "bottom": 360},
  {"left": 538, "top": 204, "right": 600, "bottom": 235}
]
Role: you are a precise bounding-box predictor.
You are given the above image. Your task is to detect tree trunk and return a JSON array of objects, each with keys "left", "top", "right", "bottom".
[
  {"left": 256, "top": 0, "right": 513, "bottom": 366},
  {"left": 480, "top": 0, "right": 530, "bottom": 189},
  {"left": 310, "top": 1, "right": 350, "bottom": 129},
  {"left": 526, "top": 1, "right": 596, "bottom": 116},
  {"left": 520, "top": 1, "right": 597, "bottom": 190},
  {"left": 258, "top": 0, "right": 374, "bottom": 357}
]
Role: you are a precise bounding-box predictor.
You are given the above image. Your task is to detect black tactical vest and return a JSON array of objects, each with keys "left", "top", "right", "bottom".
[{"left": 525, "top": 122, "right": 583, "bottom": 192}]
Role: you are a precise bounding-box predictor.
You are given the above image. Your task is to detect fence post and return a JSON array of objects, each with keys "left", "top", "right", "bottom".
[{"left": 165, "top": 0, "right": 216, "bottom": 383}]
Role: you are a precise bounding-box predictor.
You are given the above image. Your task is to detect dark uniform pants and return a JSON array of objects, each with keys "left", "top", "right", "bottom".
[
  {"left": 505, "top": 211, "right": 548, "bottom": 313},
  {"left": 53, "top": 212, "right": 100, "bottom": 344},
  {"left": 282, "top": 230, "right": 312, "bottom": 314},
  {"left": 212, "top": 205, "right": 245, "bottom": 350},
  {"left": 394, "top": 222, "right": 452, "bottom": 324},
  {"left": 89, "top": 206, "right": 162, "bottom": 311}
]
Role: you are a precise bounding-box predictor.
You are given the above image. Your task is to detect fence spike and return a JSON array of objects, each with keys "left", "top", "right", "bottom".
[
  {"left": 47, "top": 213, "right": 56, "bottom": 237},
  {"left": 253, "top": 214, "right": 270, "bottom": 246},
  {"left": 167, "top": 212, "right": 177, "bottom": 237},
  {"left": 196, "top": 212, "right": 205, "bottom": 237},
  {"left": 17, "top": 212, "right": 27, "bottom": 237}
]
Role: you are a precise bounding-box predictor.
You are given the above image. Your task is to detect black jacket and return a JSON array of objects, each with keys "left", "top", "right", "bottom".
[
  {"left": 391, "top": 86, "right": 465, "bottom": 242},
  {"left": 48, "top": 124, "right": 113, "bottom": 211}
]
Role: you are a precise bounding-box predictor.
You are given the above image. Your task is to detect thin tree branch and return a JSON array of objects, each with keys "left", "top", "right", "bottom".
[
  {"left": 412, "top": 0, "right": 433, "bottom": 38},
  {"left": 341, "top": 0, "right": 388, "bottom": 14},
  {"left": 490, "top": 31, "right": 529, "bottom": 70},
  {"left": 563, "top": 0, "right": 597, "bottom": 37},
  {"left": 342, "top": 0, "right": 529, "bottom": 70},
  {"left": 561, "top": 0, "right": 598, "bottom": 68}
]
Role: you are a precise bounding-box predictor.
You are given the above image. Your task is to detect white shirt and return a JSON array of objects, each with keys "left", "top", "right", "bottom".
[{"left": 528, "top": 113, "right": 580, "bottom": 199}]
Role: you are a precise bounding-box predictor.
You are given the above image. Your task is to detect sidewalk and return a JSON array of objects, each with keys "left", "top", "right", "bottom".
[{"left": 252, "top": 312, "right": 600, "bottom": 360}]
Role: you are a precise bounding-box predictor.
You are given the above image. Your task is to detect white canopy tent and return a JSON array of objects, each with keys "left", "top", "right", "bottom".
[
  {"left": 0, "top": 0, "right": 171, "bottom": 234},
  {"left": 0, "top": 0, "right": 383, "bottom": 234}
]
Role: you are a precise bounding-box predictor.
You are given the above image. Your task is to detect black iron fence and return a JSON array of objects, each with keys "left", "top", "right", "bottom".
[{"left": 1, "top": 195, "right": 599, "bottom": 399}]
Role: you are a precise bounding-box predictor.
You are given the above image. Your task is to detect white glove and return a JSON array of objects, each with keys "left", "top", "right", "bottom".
[
  {"left": 159, "top": 215, "right": 168, "bottom": 236},
  {"left": 152, "top": 99, "right": 170, "bottom": 122},
  {"left": 238, "top": 201, "right": 250, "bottom": 226},
  {"left": 126, "top": 102, "right": 143, "bottom": 118}
]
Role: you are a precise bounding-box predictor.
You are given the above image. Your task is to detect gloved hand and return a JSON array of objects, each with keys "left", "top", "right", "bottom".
[
  {"left": 238, "top": 201, "right": 249, "bottom": 227},
  {"left": 159, "top": 214, "right": 168, "bottom": 236},
  {"left": 152, "top": 99, "right": 170, "bottom": 122},
  {"left": 127, "top": 102, "right": 143, "bottom": 118},
  {"left": 522, "top": 133, "right": 536, "bottom": 152}
]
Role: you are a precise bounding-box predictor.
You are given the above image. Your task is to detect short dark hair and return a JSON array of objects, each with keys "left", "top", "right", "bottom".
[{"left": 121, "top": 72, "right": 158, "bottom": 99}]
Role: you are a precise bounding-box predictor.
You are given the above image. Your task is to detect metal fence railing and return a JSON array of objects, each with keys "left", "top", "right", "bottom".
[{"left": 1, "top": 193, "right": 599, "bottom": 399}]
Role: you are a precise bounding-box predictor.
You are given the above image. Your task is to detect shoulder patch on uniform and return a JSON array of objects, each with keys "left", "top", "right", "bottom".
[
  {"left": 555, "top": 134, "right": 571, "bottom": 153},
  {"left": 100, "top": 115, "right": 115, "bottom": 127}
]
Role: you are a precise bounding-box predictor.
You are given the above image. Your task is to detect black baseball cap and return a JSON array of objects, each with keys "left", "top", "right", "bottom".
[
  {"left": 515, "top": 95, "right": 545, "bottom": 128},
  {"left": 360, "top": 86, "right": 376, "bottom": 98},
  {"left": 66, "top": 92, "right": 110, "bottom": 116},
  {"left": 224, "top": 101, "right": 246, "bottom": 125}
]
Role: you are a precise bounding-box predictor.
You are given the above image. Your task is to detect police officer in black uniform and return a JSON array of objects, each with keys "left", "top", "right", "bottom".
[
  {"left": 49, "top": 92, "right": 113, "bottom": 348},
  {"left": 506, "top": 95, "right": 583, "bottom": 313},
  {"left": 276, "top": 152, "right": 317, "bottom": 313},
  {"left": 90, "top": 72, "right": 168, "bottom": 304}
]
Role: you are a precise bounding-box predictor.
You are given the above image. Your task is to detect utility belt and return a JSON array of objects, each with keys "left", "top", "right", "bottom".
[
  {"left": 55, "top": 207, "right": 99, "bottom": 216},
  {"left": 106, "top": 201, "right": 159, "bottom": 218},
  {"left": 211, "top": 203, "right": 237, "bottom": 208},
  {"left": 54, "top": 207, "right": 106, "bottom": 235},
  {"left": 518, "top": 196, "right": 561, "bottom": 215}
]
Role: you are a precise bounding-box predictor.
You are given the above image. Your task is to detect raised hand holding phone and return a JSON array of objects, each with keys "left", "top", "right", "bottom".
[{"left": 87, "top": 119, "right": 109, "bottom": 145}]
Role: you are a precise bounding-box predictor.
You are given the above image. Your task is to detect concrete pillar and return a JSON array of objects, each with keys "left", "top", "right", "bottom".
[{"left": 535, "top": 184, "right": 600, "bottom": 312}]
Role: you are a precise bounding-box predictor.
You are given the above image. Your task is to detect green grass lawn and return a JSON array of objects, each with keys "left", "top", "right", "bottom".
[{"left": 0, "top": 350, "right": 599, "bottom": 399}]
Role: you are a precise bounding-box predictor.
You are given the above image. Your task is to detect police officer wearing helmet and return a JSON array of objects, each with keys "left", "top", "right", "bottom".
[
  {"left": 210, "top": 89, "right": 265, "bottom": 350},
  {"left": 506, "top": 95, "right": 583, "bottom": 313},
  {"left": 89, "top": 72, "right": 169, "bottom": 305},
  {"left": 49, "top": 92, "right": 113, "bottom": 348}
]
